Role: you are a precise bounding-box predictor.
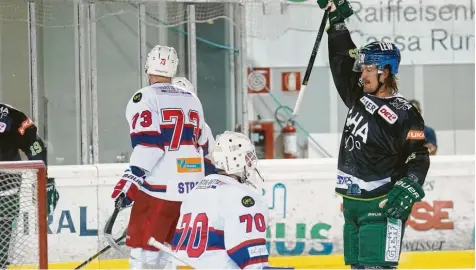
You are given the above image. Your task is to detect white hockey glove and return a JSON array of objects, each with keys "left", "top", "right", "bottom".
[{"left": 111, "top": 166, "right": 145, "bottom": 208}]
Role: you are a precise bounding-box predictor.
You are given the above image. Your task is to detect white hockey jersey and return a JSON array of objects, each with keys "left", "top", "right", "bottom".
[
  {"left": 172, "top": 174, "right": 270, "bottom": 269},
  {"left": 172, "top": 84, "right": 215, "bottom": 176},
  {"left": 125, "top": 82, "right": 211, "bottom": 201}
]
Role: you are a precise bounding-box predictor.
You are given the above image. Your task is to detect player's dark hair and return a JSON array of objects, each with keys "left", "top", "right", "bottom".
[
  {"left": 384, "top": 65, "right": 399, "bottom": 93},
  {"left": 409, "top": 99, "right": 420, "bottom": 106}
]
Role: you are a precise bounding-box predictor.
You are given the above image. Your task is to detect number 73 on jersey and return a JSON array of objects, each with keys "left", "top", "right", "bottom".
[{"left": 131, "top": 108, "right": 201, "bottom": 150}]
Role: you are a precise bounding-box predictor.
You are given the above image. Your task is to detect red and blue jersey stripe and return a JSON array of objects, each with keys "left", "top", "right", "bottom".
[
  {"left": 171, "top": 227, "right": 225, "bottom": 251},
  {"left": 227, "top": 238, "right": 269, "bottom": 269},
  {"left": 130, "top": 131, "right": 164, "bottom": 150},
  {"left": 160, "top": 123, "right": 198, "bottom": 148},
  {"left": 130, "top": 124, "right": 200, "bottom": 150},
  {"left": 142, "top": 180, "right": 167, "bottom": 193}
]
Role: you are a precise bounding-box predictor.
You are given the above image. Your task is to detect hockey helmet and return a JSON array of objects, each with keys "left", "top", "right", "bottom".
[
  {"left": 145, "top": 45, "right": 179, "bottom": 78},
  {"left": 172, "top": 77, "right": 195, "bottom": 94},
  {"left": 210, "top": 131, "right": 261, "bottom": 191},
  {"left": 353, "top": 41, "right": 401, "bottom": 75}
]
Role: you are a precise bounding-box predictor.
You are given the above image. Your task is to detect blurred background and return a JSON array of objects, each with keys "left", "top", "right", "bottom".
[{"left": 0, "top": 0, "right": 474, "bottom": 165}]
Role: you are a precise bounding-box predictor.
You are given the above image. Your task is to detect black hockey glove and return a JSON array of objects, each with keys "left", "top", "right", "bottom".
[
  {"left": 382, "top": 177, "right": 425, "bottom": 220},
  {"left": 46, "top": 177, "right": 60, "bottom": 216}
]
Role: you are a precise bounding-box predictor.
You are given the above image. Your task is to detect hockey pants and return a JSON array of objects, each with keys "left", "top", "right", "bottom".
[{"left": 342, "top": 197, "right": 406, "bottom": 269}]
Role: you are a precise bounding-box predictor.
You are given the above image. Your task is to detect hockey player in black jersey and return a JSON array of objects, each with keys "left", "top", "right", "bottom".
[
  {"left": 317, "top": 0, "right": 430, "bottom": 268},
  {"left": 0, "top": 103, "right": 59, "bottom": 267}
]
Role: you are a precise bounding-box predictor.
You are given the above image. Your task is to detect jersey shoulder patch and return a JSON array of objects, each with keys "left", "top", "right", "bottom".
[
  {"left": 241, "top": 195, "right": 255, "bottom": 208},
  {"left": 0, "top": 105, "right": 34, "bottom": 135},
  {"left": 18, "top": 118, "right": 34, "bottom": 135},
  {"left": 388, "top": 97, "right": 413, "bottom": 111},
  {"left": 132, "top": 92, "right": 142, "bottom": 103}
]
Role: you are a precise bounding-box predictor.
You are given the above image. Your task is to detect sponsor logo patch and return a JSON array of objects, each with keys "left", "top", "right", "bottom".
[
  {"left": 378, "top": 105, "right": 398, "bottom": 124},
  {"left": 18, "top": 118, "right": 33, "bottom": 135},
  {"left": 248, "top": 245, "right": 268, "bottom": 258},
  {"left": 176, "top": 157, "right": 202, "bottom": 173},
  {"left": 406, "top": 130, "right": 425, "bottom": 140},
  {"left": 360, "top": 96, "right": 379, "bottom": 114},
  {"left": 241, "top": 196, "right": 255, "bottom": 207},
  {"left": 133, "top": 92, "right": 142, "bottom": 103},
  {"left": 385, "top": 218, "right": 402, "bottom": 262},
  {"left": 390, "top": 97, "right": 412, "bottom": 110}
]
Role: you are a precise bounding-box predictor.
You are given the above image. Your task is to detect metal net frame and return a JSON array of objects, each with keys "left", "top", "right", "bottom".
[{"left": 0, "top": 161, "right": 48, "bottom": 269}]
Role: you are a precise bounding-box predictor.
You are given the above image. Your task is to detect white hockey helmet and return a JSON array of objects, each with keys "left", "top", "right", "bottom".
[
  {"left": 145, "top": 45, "right": 179, "bottom": 78},
  {"left": 172, "top": 77, "right": 195, "bottom": 94},
  {"left": 210, "top": 131, "right": 261, "bottom": 191}
]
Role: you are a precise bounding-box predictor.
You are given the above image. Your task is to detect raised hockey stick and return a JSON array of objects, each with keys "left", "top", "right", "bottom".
[
  {"left": 148, "top": 237, "right": 201, "bottom": 269},
  {"left": 74, "top": 233, "right": 126, "bottom": 269},
  {"left": 291, "top": 7, "right": 330, "bottom": 118}
]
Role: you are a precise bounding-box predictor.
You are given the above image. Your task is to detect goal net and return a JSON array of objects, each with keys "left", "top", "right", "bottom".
[{"left": 0, "top": 161, "right": 47, "bottom": 269}]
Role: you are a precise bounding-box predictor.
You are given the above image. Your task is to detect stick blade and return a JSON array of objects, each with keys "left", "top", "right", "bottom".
[{"left": 292, "top": 84, "right": 307, "bottom": 117}]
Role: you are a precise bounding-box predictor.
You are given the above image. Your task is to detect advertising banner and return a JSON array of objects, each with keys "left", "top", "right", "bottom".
[
  {"left": 248, "top": 0, "right": 474, "bottom": 67},
  {"left": 263, "top": 176, "right": 474, "bottom": 256},
  {"left": 41, "top": 156, "right": 473, "bottom": 262}
]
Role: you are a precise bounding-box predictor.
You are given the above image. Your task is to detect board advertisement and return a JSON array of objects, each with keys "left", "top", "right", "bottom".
[{"left": 36, "top": 156, "right": 474, "bottom": 262}]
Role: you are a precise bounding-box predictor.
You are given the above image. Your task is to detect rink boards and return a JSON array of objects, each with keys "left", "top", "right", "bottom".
[
  {"left": 40, "top": 155, "right": 474, "bottom": 267},
  {"left": 43, "top": 250, "right": 475, "bottom": 269}
]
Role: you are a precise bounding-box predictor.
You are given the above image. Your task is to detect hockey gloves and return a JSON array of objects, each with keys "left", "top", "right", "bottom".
[
  {"left": 316, "top": 0, "right": 354, "bottom": 25},
  {"left": 382, "top": 177, "right": 425, "bottom": 220},
  {"left": 46, "top": 177, "right": 60, "bottom": 216},
  {"left": 111, "top": 166, "right": 145, "bottom": 209}
]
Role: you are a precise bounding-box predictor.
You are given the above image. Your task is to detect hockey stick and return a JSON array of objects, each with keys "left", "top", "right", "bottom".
[
  {"left": 103, "top": 206, "right": 127, "bottom": 258},
  {"left": 75, "top": 202, "right": 128, "bottom": 269},
  {"left": 291, "top": 7, "right": 330, "bottom": 118},
  {"left": 103, "top": 202, "right": 141, "bottom": 263},
  {"left": 74, "top": 233, "right": 126, "bottom": 269},
  {"left": 103, "top": 200, "right": 165, "bottom": 267},
  {"left": 148, "top": 237, "right": 201, "bottom": 269}
]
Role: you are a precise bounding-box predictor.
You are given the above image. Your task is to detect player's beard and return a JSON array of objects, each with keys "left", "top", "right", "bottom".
[
  {"left": 363, "top": 82, "right": 378, "bottom": 93},
  {"left": 362, "top": 75, "right": 383, "bottom": 94}
]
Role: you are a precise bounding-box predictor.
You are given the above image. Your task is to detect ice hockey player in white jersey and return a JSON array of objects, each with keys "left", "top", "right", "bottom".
[
  {"left": 171, "top": 131, "right": 271, "bottom": 269},
  {"left": 172, "top": 76, "right": 216, "bottom": 176},
  {"left": 111, "top": 45, "right": 210, "bottom": 269}
]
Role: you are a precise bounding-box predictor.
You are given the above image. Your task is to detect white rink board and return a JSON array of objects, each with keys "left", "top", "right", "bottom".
[{"left": 45, "top": 156, "right": 474, "bottom": 262}]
